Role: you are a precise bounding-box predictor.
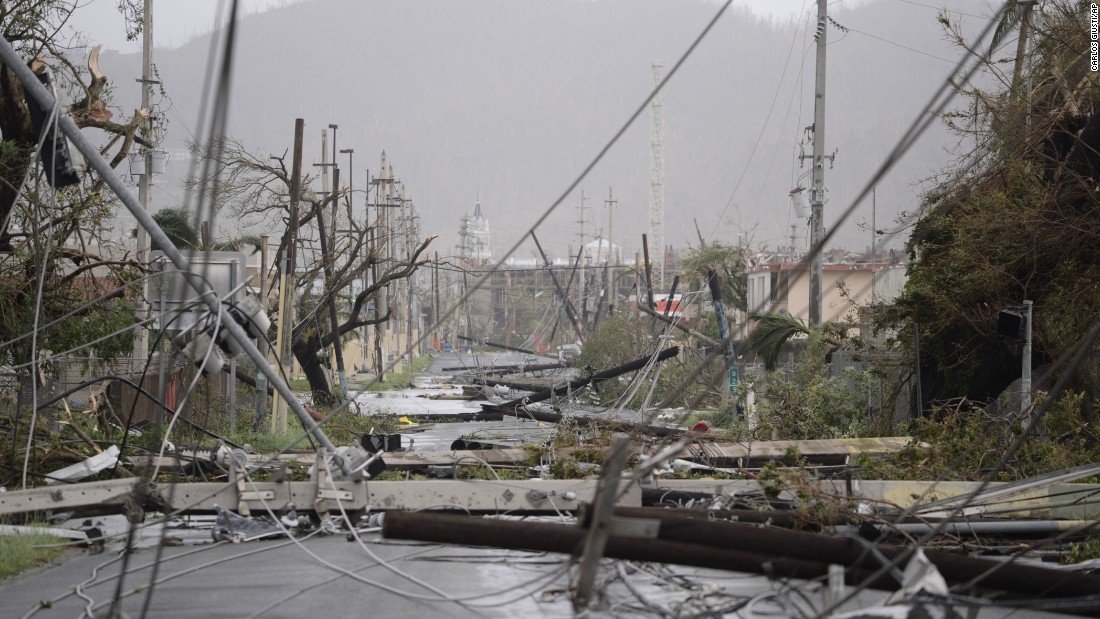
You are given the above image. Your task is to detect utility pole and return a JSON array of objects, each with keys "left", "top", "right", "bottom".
[
  {"left": 605, "top": 187, "right": 617, "bottom": 314},
  {"left": 605, "top": 187, "right": 617, "bottom": 267},
  {"left": 433, "top": 251, "right": 441, "bottom": 350},
  {"left": 316, "top": 168, "right": 348, "bottom": 398},
  {"left": 271, "top": 118, "right": 304, "bottom": 434},
  {"left": 1021, "top": 299, "right": 1033, "bottom": 414},
  {"left": 133, "top": 0, "right": 154, "bottom": 373},
  {"left": 340, "top": 148, "right": 354, "bottom": 225},
  {"left": 808, "top": 0, "right": 829, "bottom": 327},
  {"left": 576, "top": 190, "right": 589, "bottom": 329},
  {"left": 870, "top": 186, "right": 876, "bottom": 305},
  {"left": 706, "top": 269, "right": 739, "bottom": 412},
  {"left": 531, "top": 232, "right": 585, "bottom": 342},
  {"left": 255, "top": 233, "right": 269, "bottom": 426}
]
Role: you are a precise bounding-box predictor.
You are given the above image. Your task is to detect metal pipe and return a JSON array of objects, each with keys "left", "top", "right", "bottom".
[{"left": 0, "top": 36, "right": 344, "bottom": 467}]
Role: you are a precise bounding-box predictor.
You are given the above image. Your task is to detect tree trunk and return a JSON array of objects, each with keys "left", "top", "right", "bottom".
[{"left": 291, "top": 333, "right": 337, "bottom": 407}]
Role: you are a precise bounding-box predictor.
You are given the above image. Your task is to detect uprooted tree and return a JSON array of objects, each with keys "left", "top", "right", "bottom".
[{"left": 195, "top": 137, "right": 434, "bottom": 406}]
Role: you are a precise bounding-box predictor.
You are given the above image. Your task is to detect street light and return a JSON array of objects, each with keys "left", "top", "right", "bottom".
[{"left": 996, "top": 300, "right": 1033, "bottom": 416}]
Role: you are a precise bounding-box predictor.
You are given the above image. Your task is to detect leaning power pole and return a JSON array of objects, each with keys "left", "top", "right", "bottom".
[{"left": 807, "top": 0, "right": 829, "bottom": 326}]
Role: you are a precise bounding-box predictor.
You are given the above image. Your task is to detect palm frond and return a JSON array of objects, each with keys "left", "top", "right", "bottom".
[{"left": 748, "top": 312, "right": 810, "bottom": 370}]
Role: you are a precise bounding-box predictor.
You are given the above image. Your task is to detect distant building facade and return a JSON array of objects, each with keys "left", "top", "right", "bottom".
[{"left": 746, "top": 261, "right": 907, "bottom": 324}]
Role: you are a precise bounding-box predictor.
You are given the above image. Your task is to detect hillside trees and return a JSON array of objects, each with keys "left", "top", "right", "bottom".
[{"left": 889, "top": 1, "right": 1099, "bottom": 412}]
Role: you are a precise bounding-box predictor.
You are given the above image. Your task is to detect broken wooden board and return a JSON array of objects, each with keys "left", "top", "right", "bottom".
[{"left": 681, "top": 437, "right": 912, "bottom": 467}]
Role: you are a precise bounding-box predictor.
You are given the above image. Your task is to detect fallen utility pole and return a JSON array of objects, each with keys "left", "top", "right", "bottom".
[
  {"left": 575, "top": 434, "right": 630, "bottom": 608},
  {"left": 0, "top": 479, "right": 642, "bottom": 518},
  {"left": 641, "top": 233, "right": 656, "bottom": 309},
  {"left": 456, "top": 335, "right": 538, "bottom": 356},
  {"left": 638, "top": 304, "right": 719, "bottom": 346},
  {"left": 706, "top": 269, "right": 738, "bottom": 402},
  {"left": 485, "top": 346, "right": 679, "bottom": 412},
  {"left": 443, "top": 362, "right": 570, "bottom": 374},
  {"left": 576, "top": 506, "right": 1100, "bottom": 602},
  {"left": 382, "top": 510, "right": 1100, "bottom": 606},
  {"left": 383, "top": 510, "right": 891, "bottom": 590},
  {"left": 474, "top": 377, "right": 554, "bottom": 392},
  {"left": 531, "top": 231, "right": 586, "bottom": 342},
  {"left": 0, "top": 38, "right": 344, "bottom": 467},
  {"left": 663, "top": 275, "right": 679, "bottom": 316},
  {"left": 549, "top": 248, "right": 586, "bottom": 342}
]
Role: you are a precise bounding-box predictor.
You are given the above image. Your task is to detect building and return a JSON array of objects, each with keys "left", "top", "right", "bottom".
[
  {"left": 459, "top": 201, "right": 492, "bottom": 263},
  {"left": 746, "top": 261, "right": 906, "bottom": 325}
]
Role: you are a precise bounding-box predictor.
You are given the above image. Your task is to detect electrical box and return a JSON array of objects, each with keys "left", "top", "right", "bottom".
[{"left": 995, "top": 309, "right": 1026, "bottom": 341}]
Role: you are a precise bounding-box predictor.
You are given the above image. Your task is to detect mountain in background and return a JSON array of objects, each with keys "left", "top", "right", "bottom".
[{"left": 96, "top": 0, "right": 990, "bottom": 259}]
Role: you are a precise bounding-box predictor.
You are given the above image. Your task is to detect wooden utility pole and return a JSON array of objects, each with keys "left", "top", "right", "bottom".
[
  {"left": 642, "top": 234, "right": 655, "bottom": 309},
  {"left": 272, "top": 118, "right": 304, "bottom": 433},
  {"left": 316, "top": 168, "right": 348, "bottom": 398},
  {"left": 433, "top": 251, "right": 441, "bottom": 350}
]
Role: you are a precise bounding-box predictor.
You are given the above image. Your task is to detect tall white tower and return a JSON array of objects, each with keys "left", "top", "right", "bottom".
[{"left": 648, "top": 61, "right": 667, "bottom": 287}]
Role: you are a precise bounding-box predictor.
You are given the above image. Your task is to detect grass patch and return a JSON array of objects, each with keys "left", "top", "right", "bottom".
[
  {"left": 362, "top": 355, "right": 433, "bottom": 391},
  {"left": 288, "top": 378, "right": 311, "bottom": 391},
  {"left": 0, "top": 533, "right": 66, "bottom": 580}
]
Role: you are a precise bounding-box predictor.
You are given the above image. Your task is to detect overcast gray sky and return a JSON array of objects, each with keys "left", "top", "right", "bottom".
[{"left": 71, "top": 0, "right": 821, "bottom": 52}]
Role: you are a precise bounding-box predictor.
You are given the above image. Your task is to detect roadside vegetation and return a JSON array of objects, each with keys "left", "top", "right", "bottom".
[{"left": 0, "top": 533, "right": 66, "bottom": 581}]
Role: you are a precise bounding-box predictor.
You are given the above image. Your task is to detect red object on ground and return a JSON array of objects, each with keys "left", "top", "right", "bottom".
[{"left": 691, "top": 420, "right": 710, "bottom": 433}]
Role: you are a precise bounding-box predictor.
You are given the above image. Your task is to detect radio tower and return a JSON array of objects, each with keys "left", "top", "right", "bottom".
[{"left": 648, "top": 61, "right": 667, "bottom": 288}]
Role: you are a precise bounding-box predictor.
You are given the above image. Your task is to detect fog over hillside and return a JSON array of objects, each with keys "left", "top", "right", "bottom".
[{"left": 96, "top": 0, "right": 991, "bottom": 259}]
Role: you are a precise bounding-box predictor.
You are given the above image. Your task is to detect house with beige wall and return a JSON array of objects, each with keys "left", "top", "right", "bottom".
[{"left": 746, "top": 261, "right": 906, "bottom": 325}]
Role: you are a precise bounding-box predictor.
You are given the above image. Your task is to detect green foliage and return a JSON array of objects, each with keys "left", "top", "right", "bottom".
[
  {"left": 575, "top": 314, "right": 721, "bottom": 409},
  {"left": 748, "top": 312, "right": 810, "bottom": 370},
  {"left": 753, "top": 329, "right": 872, "bottom": 440},
  {"left": 864, "top": 392, "right": 1100, "bottom": 482},
  {"left": 680, "top": 243, "right": 748, "bottom": 311},
  {"left": 887, "top": 2, "right": 1100, "bottom": 403},
  {"left": 364, "top": 355, "right": 433, "bottom": 391},
  {"left": 213, "top": 235, "right": 262, "bottom": 252},
  {"left": 152, "top": 207, "right": 198, "bottom": 251},
  {"left": 0, "top": 532, "right": 66, "bottom": 581},
  {"left": 1066, "top": 536, "right": 1100, "bottom": 565},
  {"left": 0, "top": 268, "right": 137, "bottom": 366}
]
